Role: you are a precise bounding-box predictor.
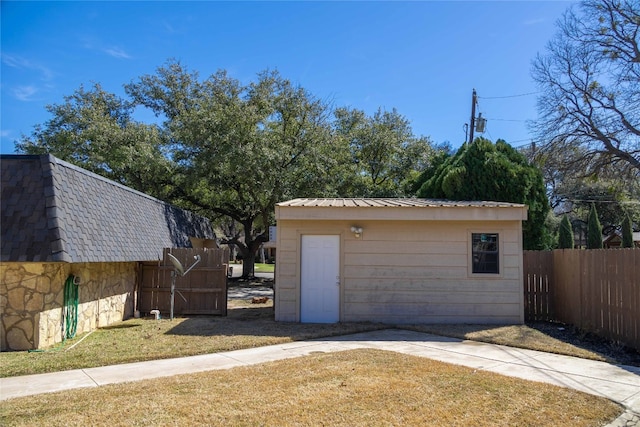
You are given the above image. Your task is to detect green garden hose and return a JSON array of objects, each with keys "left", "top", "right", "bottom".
[
  {"left": 63, "top": 275, "right": 79, "bottom": 340},
  {"left": 27, "top": 275, "right": 79, "bottom": 352}
]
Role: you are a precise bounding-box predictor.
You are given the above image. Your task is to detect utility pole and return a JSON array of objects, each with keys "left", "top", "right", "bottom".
[{"left": 469, "top": 89, "right": 477, "bottom": 145}]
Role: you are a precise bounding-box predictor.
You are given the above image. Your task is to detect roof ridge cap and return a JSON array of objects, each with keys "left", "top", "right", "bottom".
[{"left": 41, "top": 155, "right": 71, "bottom": 262}]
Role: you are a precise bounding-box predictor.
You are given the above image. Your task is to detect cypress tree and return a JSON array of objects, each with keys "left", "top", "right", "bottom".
[
  {"left": 587, "top": 203, "right": 603, "bottom": 249},
  {"left": 621, "top": 213, "right": 634, "bottom": 248},
  {"left": 558, "top": 214, "right": 574, "bottom": 249},
  {"left": 414, "top": 138, "right": 550, "bottom": 250}
]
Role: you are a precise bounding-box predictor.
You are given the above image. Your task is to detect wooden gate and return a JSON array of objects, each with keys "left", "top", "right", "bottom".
[
  {"left": 523, "top": 250, "right": 554, "bottom": 322},
  {"left": 139, "top": 248, "right": 229, "bottom": 316}
]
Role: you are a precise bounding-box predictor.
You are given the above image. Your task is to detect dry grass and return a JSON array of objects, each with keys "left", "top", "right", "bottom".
[
  {"left": 0, "top": 349, "right": 621, "bottom": 426},
  {"left": 0, "top": 305, "right": 383, "bottom": 378},
  {"left": 407, "top": 324, "right": 600, "bottom": 357},
  {"left": 404, "top": 323, "right": 638, "bottom": 365},
  {"left": 2, "top": 294, "right": 637, "bottom": 379},
  {"left": 3, "top": 303, "right": 637, "bottom": 378}
]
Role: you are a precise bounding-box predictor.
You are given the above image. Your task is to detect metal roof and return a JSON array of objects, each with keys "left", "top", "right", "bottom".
[
  {"left": 277, "top": 198, "right": 526, "bottom": 208},
  {"left": 1, "top": 154, "right": 214, "bottom": 263}
]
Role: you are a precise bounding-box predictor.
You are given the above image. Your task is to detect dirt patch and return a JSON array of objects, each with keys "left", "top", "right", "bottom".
[
  {"left": 528, "top": 321, "right": 640, "bottom": 367},
  {"left": 407, "top": 322, "right": 640, "bottom": 367},
  {"left": 228, "top": 276, "right": 273, "bottom": 287},
  {"left": 227, "top": 277, "right": 273, "bottom": 309}
]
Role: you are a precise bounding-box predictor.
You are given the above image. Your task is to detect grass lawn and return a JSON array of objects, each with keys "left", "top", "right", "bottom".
[
  {"left": 2, "top": 299, "right": 637, "bottom": 378},
  {"left": 254, "top": 262, "right": 275, "bottom": 273},
  {"left": 404, "top": 323, "right": 629, "bottom": 364},
  {"left": 0, "top": 349, "right": 621, "bottom": 426},
  {"left": 229, "top": 262, "right": 275, "bottom": 273},
  {"left": 0, "top": 305, "right": 383, "bottom": 378}
]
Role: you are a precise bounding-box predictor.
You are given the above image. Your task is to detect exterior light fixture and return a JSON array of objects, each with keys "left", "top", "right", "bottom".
[{"left": 350, "top": 226, "right": 363, "bottom": 238}]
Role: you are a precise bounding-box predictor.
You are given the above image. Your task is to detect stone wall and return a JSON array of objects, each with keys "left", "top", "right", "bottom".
[{"left": 1, "top": 262, "right": 137, "bottom": 351}]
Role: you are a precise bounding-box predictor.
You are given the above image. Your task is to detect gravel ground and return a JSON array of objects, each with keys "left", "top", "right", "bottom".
[{"left": 227, "top": 277, "right": 274, "bottom": 301}]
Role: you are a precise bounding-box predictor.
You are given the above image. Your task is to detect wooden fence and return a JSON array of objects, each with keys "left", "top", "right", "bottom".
[
  {"left": 524, "top": 248, "right": 640, "bottom": 350},
  {"left": 139, "top": 248, "right": 229, "bottom": 316}
]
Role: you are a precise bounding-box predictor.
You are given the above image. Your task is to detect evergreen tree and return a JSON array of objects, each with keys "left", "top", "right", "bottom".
[
  {"left": 558, "top": 214, "right": 574, "bottom": 249},
  {"left": 587, "top": 203, "right": 603, "bottom": 249},
  {"left": 413, "top": 138, "right": 551, "bottom": 250},
  {"left": 622, "top": 213, "right": 634, "bottom": 248}
]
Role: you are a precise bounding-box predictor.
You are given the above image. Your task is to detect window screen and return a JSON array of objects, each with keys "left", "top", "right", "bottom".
[{"left": 472, "top": 233, "right": 499, "bottom": 274}]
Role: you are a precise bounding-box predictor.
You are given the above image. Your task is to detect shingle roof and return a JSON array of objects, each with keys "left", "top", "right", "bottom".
[
  {"left": 277, "top": 198, "right": 525, "bottom": 208},
  {"left": 1, "top": 154, "right": 214, "bottom": 263}
]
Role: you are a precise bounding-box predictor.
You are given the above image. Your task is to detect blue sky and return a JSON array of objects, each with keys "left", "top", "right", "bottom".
[{"left": 1, "top": 1, "right": 574, "bottom": 154}]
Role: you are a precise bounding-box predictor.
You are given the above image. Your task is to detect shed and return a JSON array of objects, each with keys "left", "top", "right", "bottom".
[
  {"left": 1, "top": 154, "right": 215, "bottom": 350},
  {"left": 275, "top": 198, "right": 528, "bottom": 324}
]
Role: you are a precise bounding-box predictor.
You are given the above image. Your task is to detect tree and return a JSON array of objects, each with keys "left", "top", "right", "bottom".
[
  {"left": 555, "top": 178, "right": 639, "bottom": 231},
  {"left": 532, "top": 0, "right": 640, "bottom": 180},
  {"left": 587, "top": 202, "right": 604, "bottom": 249},
  {"left": 621, "top": 212, "right": 634, "bottom": 248},
  {"left": 559, "top": 214, "right": 575, "bottom": 249},
  {"left": 413, "top": 138, "right": 551, "bottom": 250},
  {"left": 126, "top": 63, "right": 340, "bottom": 277},
  {"left": 15, "top": 59, "right": 438, "bottom": 277},
  {"left": 526, "top": 137, "right": 640, "bottom": 248},
  {"left": 333, "top": 107, "right": 433, "bottom": 197},
  {"left": 16, "top": 83, "right": 174, "bottom": 200}
]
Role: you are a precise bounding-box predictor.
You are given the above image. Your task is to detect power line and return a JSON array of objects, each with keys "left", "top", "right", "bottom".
[
  {"left": 486, "top": 118, "right": 529, "bottom": 122},
  {"left": 510, "top": 139, "right": 533, "bottom": 146},
  {"left": 478, "top": 91, "right": 539, "bottom": 100},
  {"left": 563, "top": 199, "right": 640, "bottom": 205}
]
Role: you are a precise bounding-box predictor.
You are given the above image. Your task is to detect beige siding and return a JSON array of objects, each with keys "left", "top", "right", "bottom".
[{"left": 275, "top": 216, "right": 524, "bottom": 324}]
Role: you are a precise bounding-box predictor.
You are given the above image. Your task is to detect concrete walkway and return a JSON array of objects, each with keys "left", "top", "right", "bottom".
[{"left": 1, "top": 329, "right": 639, "bottom": 425}]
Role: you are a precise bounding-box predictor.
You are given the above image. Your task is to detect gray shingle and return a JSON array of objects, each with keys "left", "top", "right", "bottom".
[{"left": 1, "top": 154, "right": 214, "bottom": 263}]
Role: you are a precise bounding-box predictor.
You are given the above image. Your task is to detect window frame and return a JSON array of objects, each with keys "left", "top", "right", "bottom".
[{"left": 468, "top": 231, "right": 502, "bottom": 276}]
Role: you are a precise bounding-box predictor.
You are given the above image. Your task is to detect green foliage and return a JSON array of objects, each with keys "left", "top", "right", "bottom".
[
  {"left": 558, "top": 214, "right": 574, "bottom": 249},
  {"left": 549, "top": 177, "right": 640, "bottom": 236},
  {"left": 414, "top": 138, "right": 551, "bottom": 250},
  {"left": 621, "top": 213, "right": 634, "bottom": 248},
  {"left": 126, "top": 63, "right": 341, "bottom": 276},
  {"left": 333, "top": 107, "right": 433, "bottom": 197},
  {"left": 587, "top": 203, "right": 603, "bottom": 249},
  {"left": 16, "top": 83, "right": 174, "bottom": 200},
  {"left": 15, "top": 59, "right": 439, "bottom": 277}
]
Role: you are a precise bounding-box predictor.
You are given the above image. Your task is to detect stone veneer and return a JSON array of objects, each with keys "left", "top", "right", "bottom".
[{"left": 1, "top": 262, "right": 137, "bottom": 351}]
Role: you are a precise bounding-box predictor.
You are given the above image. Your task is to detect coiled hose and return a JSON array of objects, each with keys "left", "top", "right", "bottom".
[{"left": 63, "top": 275, "right": 79, "bottom": 340}]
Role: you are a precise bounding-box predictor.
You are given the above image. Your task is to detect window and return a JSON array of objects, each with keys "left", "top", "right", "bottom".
[{"left": 472, "top": 233, "right": 499, "bottom": 274}]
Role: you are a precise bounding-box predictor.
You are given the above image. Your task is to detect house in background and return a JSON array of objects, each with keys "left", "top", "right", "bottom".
[
  {"left": 603, "top": 231, "right": 640, "bottom": 249},
  {"left": 1, "top": 154, "right": 216, "bottom": 351},
  {"left": 275, "top": 198, "right": 528, "bottom": 325}
]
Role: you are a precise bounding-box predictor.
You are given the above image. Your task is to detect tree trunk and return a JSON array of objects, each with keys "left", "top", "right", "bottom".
[
  {"left": 237, "top": 218, "right": 267, "bottom": 279},
  {"left": 242, "top": 249, "right": 256, "bottom": 278}
]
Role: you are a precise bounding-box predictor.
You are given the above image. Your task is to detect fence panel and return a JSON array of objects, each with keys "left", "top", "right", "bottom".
[
  {"left": 524, "top": 248, "right": 640, "bottom": 351},
  {"left": 139, "top": 248, "right": 229, "bottom": 316},
  {"left": 581, "top": 249, "right": 639, "bottom": 348},
  {"left": 553, "top": 249, "right": 584, "bottom": 327},
  {"left": 523, "top": 251, "right": 553, "bottom": 321}
]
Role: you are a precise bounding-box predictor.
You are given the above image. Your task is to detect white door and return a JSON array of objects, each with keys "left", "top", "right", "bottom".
[{"left": 300, "top": 235, "right": 340, "bottom": 323}]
